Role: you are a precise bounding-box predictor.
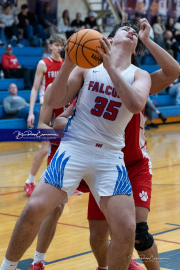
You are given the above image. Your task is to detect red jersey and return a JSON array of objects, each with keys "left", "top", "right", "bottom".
[
  {"left": 1, "top": 53, "right": 19, "bottom": 69},
  {"left": 123, "top": 110, "right": 151, "bottom": 167},
  {"left": 39, "top": 56, "right": 63, "bottom": 104}
]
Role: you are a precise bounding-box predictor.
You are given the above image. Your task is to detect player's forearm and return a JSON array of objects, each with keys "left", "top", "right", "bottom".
[
  {"left": 107, "top": 67, "right": 146, "bottom": 113},
  {"left": 143, "top": 38, "right": 180, "bottom": 79},
  {"left": 29, "top": 88, "right": 38, "bottom": 114},
  {"left": 47, "top": 63, "right": 74, "bottom": 108}
]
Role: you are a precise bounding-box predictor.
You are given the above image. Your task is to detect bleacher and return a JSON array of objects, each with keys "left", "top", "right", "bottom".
[
  {"left": 0, "top": 50, "right": 179, "bottom": 128},
  {"left": 0, "top": 46, "right": 43, "bottom": 129}
]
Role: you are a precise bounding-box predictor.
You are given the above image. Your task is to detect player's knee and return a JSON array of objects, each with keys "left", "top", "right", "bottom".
[
  {"left": 112, "top": 217, "right": 135, "bottom": 243},
  {"left": 135, "top": 222, "right": 154, "bottom": 251},
  {"left": 50, "top": 204, "right": 64, "bottom": 221},
  {"left": 90, "top": 225, "right": 108, "bottom": 246},
  {"left": 39, "top": 148, "right": 48, "bottom": 158},
  {"left": 21, "top": 200, "right": 45, "bottom": 225}
]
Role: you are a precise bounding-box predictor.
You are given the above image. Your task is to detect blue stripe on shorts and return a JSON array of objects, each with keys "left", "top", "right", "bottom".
[
  {"left": 113, "top": 165, "right": 132, "bottom": 196},
  {"left": 44, "top": 150, "right": 70, "bottom": 189}
]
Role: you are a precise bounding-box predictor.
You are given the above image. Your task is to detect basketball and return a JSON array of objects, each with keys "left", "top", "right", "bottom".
[{"left": 68, "top": 29, "right": 105, "bottom": 69}]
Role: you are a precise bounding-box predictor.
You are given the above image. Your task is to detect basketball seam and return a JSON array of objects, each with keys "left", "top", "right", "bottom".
[
  {"left": 69, "top": 33, "right": 78, "bottom": 65},
  {"left": 81, "top": 44, "right": 96, "bottom": 68},
  {"left": 76, "top": 30, "right": 92, "bottom": 66},
  {"left": 82, "top": 38, "right": 103, "bottom": 67},
  {"left": 69, "top": 39, "right": 102, "bottom": 54}
]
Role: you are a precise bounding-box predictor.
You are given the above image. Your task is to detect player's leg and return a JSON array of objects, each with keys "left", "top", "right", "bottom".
[
  {"left": 129, "top": 160, "right": 160, "bottom": 270},
  {"left": 25, "top": 142, "right": 49, "bottom": 197},
  {"left": 31, "top": 204, "right": 64, "bottom": 269},
  {"left": 100, "top": 194, "right": 135, "bottom": 270},
  {"left": 88, "top": 191, "right": 144, "bottom": 270},
  {"left": 135, "top": 207, "right": 160, "bottom": 270},
  {"left": 0, "top": 175, "right": 67, "bottom": 270},
  {"left": 88, "top": 192, "right": 109, "bottom": 269},
  {"left": 87, "top": 152, "right": 135, "bottom": 270},
  {"left": 1, "top": 142, "right": 84, "bottom": 270}
]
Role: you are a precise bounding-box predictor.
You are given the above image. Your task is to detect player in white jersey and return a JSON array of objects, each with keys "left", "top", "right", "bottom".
[{"left": 0, "top": 20, "right": 151, "bottom": 270}]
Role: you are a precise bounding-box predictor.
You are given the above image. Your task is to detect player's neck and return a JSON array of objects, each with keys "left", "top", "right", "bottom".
[
  {"left": 112, "top": 45, "right": 131, "bottom": 71},
  {"left": 50, "top": 53, "right": 61, "bottom": 62}
]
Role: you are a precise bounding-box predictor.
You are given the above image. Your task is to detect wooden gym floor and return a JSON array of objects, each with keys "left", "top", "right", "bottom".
[{"left": 0, "top": 123, "right": 180, "bottom": 270}]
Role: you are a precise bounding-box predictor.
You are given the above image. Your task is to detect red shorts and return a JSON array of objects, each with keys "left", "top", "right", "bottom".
[{"left": 87, "top": 158, "right": 152, "bottom": 220}]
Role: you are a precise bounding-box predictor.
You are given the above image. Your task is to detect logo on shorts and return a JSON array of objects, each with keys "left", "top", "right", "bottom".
[
  {"left": 139, "top": 191, "right": 148, "bottom": 202},
  {"left": 95, "top": 143, "right": 103, "bottom": 148}
]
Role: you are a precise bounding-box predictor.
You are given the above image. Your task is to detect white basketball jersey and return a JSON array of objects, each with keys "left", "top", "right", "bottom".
[
  {"left": 158, "top": 0, "right": 167, "bottom": 15},
  {"left": 64, "top": 64, "right": 138, "bottom": 150}
]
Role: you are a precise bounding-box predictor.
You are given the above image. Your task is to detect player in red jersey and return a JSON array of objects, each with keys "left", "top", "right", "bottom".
[
  {"left": 87, "top": 19, "right": 179, "bottom": 270},
  {"left": 28, "top": 19, "right": 179, "bottom": 270},
  {"left": 24, "top": 34, "right": 65, "bottom": 197}
]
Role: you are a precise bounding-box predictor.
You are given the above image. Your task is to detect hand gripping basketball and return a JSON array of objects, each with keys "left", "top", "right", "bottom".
[{"left": 68, "top": 29, "right": 105, "bottom": 69}]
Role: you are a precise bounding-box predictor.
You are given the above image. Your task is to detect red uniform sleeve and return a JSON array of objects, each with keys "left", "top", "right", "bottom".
[{"left": 72, "top": 98, "right": 77, "bottom": 106}]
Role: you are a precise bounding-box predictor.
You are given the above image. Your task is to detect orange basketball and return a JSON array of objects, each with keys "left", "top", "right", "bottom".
[{"left": 68, "top": 29, "right": 105, "bottom": 69}]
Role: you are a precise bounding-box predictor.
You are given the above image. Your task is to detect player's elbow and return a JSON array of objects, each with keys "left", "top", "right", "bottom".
[{"left": 128, "top": 100, "right": 145, "bottom": 114}]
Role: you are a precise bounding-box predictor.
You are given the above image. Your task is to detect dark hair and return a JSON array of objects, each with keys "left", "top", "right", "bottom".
[
  {"left": 3, "top": 3, "right": 11, "bottom": 10},
  {"left": 108, "top": 21, "right": 145, "bottom": 67},
  {"left": 43, "top": 1, "right": 50, "bottom": 13},
  {"left": 21, "top": 4, "right": 28, "bottom": 10},
  {"left": 62, "top": 9, "right": 70, "bottom": 26}
]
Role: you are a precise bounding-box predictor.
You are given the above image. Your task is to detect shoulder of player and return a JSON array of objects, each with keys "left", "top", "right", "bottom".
[
  {"left": 134, "top": 68, "right": 150, "bottom": 79},
  {"left": 37, "top": 60, "right": 47, "bottom": 73}
]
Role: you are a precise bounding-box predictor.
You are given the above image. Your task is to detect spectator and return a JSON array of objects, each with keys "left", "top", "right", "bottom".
[
  {"left": 1, "top": 44, "right": 34, "bottom": 89},
  {"left": 168, "top": 78, "right": 180, "bottom": 106},
  {"left": 145, "top": 97, "right": 167, "bottom": 128},
  {"left": 0, "top": 22, "right": 6, "bottom": 45},
  {"left": 84, "top": 11, "right": 98, "bottom": 31},
  {"left": 39, "top": 1, "right": 57, "bottom": 38},
  {"left": 0, "top": 3, "right": 19, "bottom": 43},
  {"left": 18, "top": 4, "right": 47, "bottom": 47},
  {"left": 166, "top": 17, "right": 175, "bottom": 36},
  {"left": 58, "top": 9, "right": 74, "bottom": 39},
  {"left": 164, "top": 30, "right": 175, "bottom": 57},
  {"left": 153, "top": 15, "right": 166, "bottom": 48},
  {"left": 3, "top": 83, "right": 39, "bottom": 128},
  {"left": 71, "top": 12, "right": 85, "bottom": 32}
]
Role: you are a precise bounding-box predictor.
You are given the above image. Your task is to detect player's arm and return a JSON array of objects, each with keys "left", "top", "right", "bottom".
[
  {"left": 98, "top": 39, "right": 151, "bottom": 114},
  {"left": 28, "top": 60, "right": 47, "bottom": 127},
  {"left": 46, "top": 47, "right": 84, "bottom": 109},
  {"left": 38, "top": 84, "right": 53, "bottom": 129},
  {"left": 139, "top": 18, "right": 180, "bottom": 95},
  {"left": 53, "top": 103, "right": 75, "bottom": 129}
]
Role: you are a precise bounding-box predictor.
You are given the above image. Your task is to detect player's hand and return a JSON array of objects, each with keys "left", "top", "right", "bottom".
[
  {"left": 27, "top": 113, "right": 35, "bottom": 128},
  {"left": 97, "top": 37, "right": 114, "bottom": 72},
  {"left": 138, "top": 18, "right": 151, "bottom": 42},
  {"left": 64, "top": 37, "right": 76, "bottom": 68}
]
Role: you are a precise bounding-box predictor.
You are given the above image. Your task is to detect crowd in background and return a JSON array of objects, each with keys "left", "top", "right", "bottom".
[
  {"left": 0, "top": 1, "right": 180, "bottom": 62},
  {"left": 0, "top": 2, "right": 98, "bottom": 47}
]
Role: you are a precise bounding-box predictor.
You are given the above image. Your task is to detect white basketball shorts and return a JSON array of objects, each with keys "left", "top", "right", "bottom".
[{"left": 44, "top": 140, "right": 132, "bottom": 206}]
